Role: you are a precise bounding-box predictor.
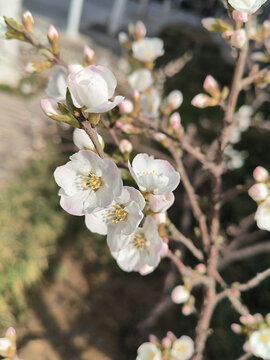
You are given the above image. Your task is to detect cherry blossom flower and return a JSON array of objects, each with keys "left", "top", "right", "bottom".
[
  {"left": 54, "top": 150, "right": 122, "bottom": 215},
  {"left": 248, "top": 183, "right": 268, "bottom": 202},
  {"left": 128, "top": 153, "right": 180, "bottom": 195},
  {"left": 255, "top": 198, "right": 270, "bottom": 231},
  {"left": 67, "top": 65, "right": 124, "bottom": 113},
  {"left": 128, "top": 68, "right": 153, "bottom": 92},
  {"left": 119, "top": 139, "right": 133, "bottom": 154},
  {"left": 45, "top": 66, "right": 69, "bottom": 101},
  {"left": 171, "top": 336, "right": 194, "bottom": 360},
  {"left": 254, "top": 166, "right": 269, "bottom": 182},
  {"left": 73, "top": 128, "right": 103, "bottom": 151},
  {"left": 148, "top": 193, "right": 175, "bottom": 213},
  {"left": 228, "top": 0, "right": 268, "bottom": 13},
  {"left": 232, "top": 10, "right": 249, "bottom": 22},
  {"left": 249, "top": 328, "right": 270, "bottom": 360},
  {"left": 132, "top": 37, "right": 164, "bottom": 62},
  {"left": 136, "top": 342, "right": 162, "bottom": 360},
  {"left": 140, "top": 88, "right": 161, "bottom": 118},
  {"left": 171, "top": 285, "right": 190, "bottom": 304},
  {"left": 111, "top": 216, "right": 163, "bottom": 272},
  {"left": 118, "top": 99, "right": 134, "bottom": 114},
  {"left": 85, "top": 186, "right": 145, "bottom": 244}
]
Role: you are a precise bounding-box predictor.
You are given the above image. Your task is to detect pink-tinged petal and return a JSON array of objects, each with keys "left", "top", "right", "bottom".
[
  {"left": 85, "top": 96, "right": 124, "bottom": 114},
  {"left": 148, "top": 193, "right": 175, "bottom": 212},
  {"left": 85, "top": 212, "right": 108, "bottom": 235}
]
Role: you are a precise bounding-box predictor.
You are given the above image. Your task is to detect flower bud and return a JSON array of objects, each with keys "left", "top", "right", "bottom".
[
  {"left": 73, "top": 128, "right": 104, "bottom": 150},
  {"left": 231, "top": 29, "right": 246, "bottom": 49},
  {"left": 169, "top": 112, "right": 181, "bottom": 129},
  {"left": 253, "top": 313, "right": 263, "bottom": 323},
  {"left": 161, "top": 242, "right": 169, "bottom": 257},
  {"left": 161, "top": 337, "right": 171, "bottom": 349},
  {"left": 83, "top": 45, "right": 96, "bottom": 66},
  {"left": 134, "top": 21, "right": 146, "bottom": 40},
  {"left": 139, "top": 265, "right": 154, "bottom": 276},
  {"left": 201, "top": 17, "right": 216, "bottom": 31},
  {"left": 47, "top": 25, "right": 59, "bottom": 54},
  {"left": 240, "top": 314, "right": 254, "bottom": 325},
  {"left": 40, "top": 99, "right": 61, "bottom": 117},
  {"left": 232, "top": 10, "right": 248, "bottom": 23},
  {"left": 182, "top": 304, "right": 194, "bottom": 316},
  {"left": 253, "top": 166, "right": 269, "bottom": 182},
  {"left": 191, "top": 94, "right": 217, "bottom": 108},
  {"left": 119, "top": 139, "right": 133, "bottom": 154},
  {"left": 118, "top": 99, "right": 134, "bottom": 114},
  {"left": 22, "top": 11, "right": 34, "bottom": 32},
  {"left": 196, "top": 263, "right": 206, "bottom": 274},
  {"left": 248, "top": 183, "right": 268, "bottom": 202},
  {"left": 203, "top": 75, "right": 220, "bottom": 98},
  {"left": 118, "top": 31, "right": 129, "bottom": 45},
  {"left": 166, "top": 90, "right": 183, "bottom": 110},
  {"left": 231, "top": 323, "right": 242, "bottom": 334},
  {"left": 166, "top": 331, "right": 176, "bottom": 340},
  {"left": 171, "top": 285, "right": 190, "bottom": 304},
  {"left": 222, "top": 30, "right": 233, "bottom": 40}
]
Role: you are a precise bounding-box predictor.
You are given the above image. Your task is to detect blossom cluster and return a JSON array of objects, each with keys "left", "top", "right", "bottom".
[
  {"left": 136, "top": 332, "right": 194, "bottom": 360},
  {"left": 248, "top": 166, "right": 270, "bottom": 231},
  {"left": 232, "top": 313, "right": 270, "bottom": 359}
]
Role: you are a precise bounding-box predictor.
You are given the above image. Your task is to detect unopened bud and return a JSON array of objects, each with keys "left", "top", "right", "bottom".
[
  {"left": 248, "top": 183, "right": 268, "bottom": 202},
  {"left": 161, "top": 337, "right": 171, "bottom": 349},
  {"left": 119, "top": 139, "right": 133, "bottom": 154},
  {"left": 83, "top": 45, "right": 96, "bottom": 66},
  {"left": 191, "top": 94, "right": 217, "bottom": 108},
  {"left": 73, "top": 128, "right": 103, "bottom": 150},
  {"left": 231, "top": 29, "right": 246, "bottom": 49},
  {"left": 118, "top": 31, "right": 129, "bottom": 45},
  {"left": 232, "top": 10, "right": 248, "bottom": 23},
  {"left": 118, "top": 99, "right": 134, "bottom": 114},
  {"left": 222, "top": 29, "right": 233, "bottom": 40},
  {"left": 253, "top": 166, "right": 269, "bottom": 182},
  {"left": 196, "top": 263, "right": 206, "bottom": 274},
  {"left": 171, "top": 285, "right": 190, "bottom": 304},
  {"left": 47, "top": 25, "right": 59, "bottom": 54},
  {"left": 231, "top": 323, "right": 242, "bottom": 334},
  {"left": 22, "top": 11, "right": 34, "bottom": 32},
  {"left": 240, "top": 314, "right": 254, "bottom": 325},
  {"left": 40, "top": 98, "right": 61, "bottom": 117},
  {"left": 203, "top": 75, "right": 220, "bottom": 98},
  {"left": 201, "top": 17, "right": 216, "bottom": 31},
  {"left": 166, "top": 90, "right": 183, "bottom": 110},
  {"left": 134, "top": 21, "right": 146, "bottom": 40},
  {"left": 182, "top": 304, "right": 194, "bottom": 316},
  {"left": 169, "top": 112, "right": 181, "bottom": 129}
]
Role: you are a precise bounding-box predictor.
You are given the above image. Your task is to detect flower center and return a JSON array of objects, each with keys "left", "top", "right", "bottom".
[
  {"left": 141, "top": 170, "right": 157, "bottom": 175},
  {"left": 106, "top": 204, "right": 127, "bottom": 224},
  {"left": 260, "top": 333, "right": 270, "bottom": 343},
  {"left": 81, "top": 172, "right": 103, "bottom": 191},
  {"left": 131, "top": 233, "right": 147, "bottom": 251}
]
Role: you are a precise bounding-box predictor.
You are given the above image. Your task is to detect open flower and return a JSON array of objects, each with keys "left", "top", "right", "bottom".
[
  {"left": 111, "top": 216, "right": 163, "bottom": 272},
  {"left": 136, "top": 342, "right": 162, "bottom": 360},
  {"left": 128, "top": 69, "right": 153, "bottom": 92},
  {"left": 140, "top": 88, "right": 161, "bottom": 118},
  {"left": 255, "top": 198, "right": 270, "bottom": 231},
  {"left": 129, "top": 153, "right": 180, "bottom": 195},
  {"left": 45, "top": 66, "right": 69, "bottom": 101},
  {"left": 132, "top": 37, "right": 164, "bottom": 62},
  {"left": 54, "top": 150, "right": 122, "bottom": 215},
  {"left": 85, "top": 186, "right": 145, "bottom": 243},
  {"left": 228, "top": 0, "right": 267, "bottom": 13},
  {"left": 67, "top": 65, "right": 124, "bottom": 113},
  {"left": 171, "top": 336, "right": 194, "bottom": 360},
  {"left": 249, "top": 328, "right": 270, "bottom": 360}
]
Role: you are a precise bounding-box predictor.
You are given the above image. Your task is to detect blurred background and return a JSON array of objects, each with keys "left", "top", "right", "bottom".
[{"left": 0, "top": 1, "right": 269, "bottom": 359}]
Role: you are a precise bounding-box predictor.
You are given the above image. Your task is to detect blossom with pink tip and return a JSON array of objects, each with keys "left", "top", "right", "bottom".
[
  {"left": 135, "top": 21, "right": 147, "bottom": 39},
  {"left": 248, "top": 183, "right": 268, "bottom": 202},
  {"left": 54, "top": 150, "right": 123, "bottom": 216},
  {"left": 253, "top": 166, "right": 269, "bottom": 182},
  {"left": 162, "top": 336, "right": 171, "bottom": 349},
  {"left": 201, "top": 17, "right": 216, "bottom": 31},
  {"left": 203, "top": 75, "right": 220, "bottom": 98},
  {"left": 48, "top": 25, "right": 58, "bottom": 41},
  {"left": 119, "top": 99, "right": 134, "bottom": 114},
  {"left": 119, "top": 139, "right": 133, "bottom": 154},
  {"left": 249, "top": 328, "right": 270, "bottom": 359},
  {"left": 40, "top": 98, "right": 61, "bottom": 117},
  {"left": 231, "top": 29, "right": 247, "bottom": 49},
  {"left": 128, "top": 68, "right": 153, "bottom": 92},
  {"left": 83, "top": 45, "right": 96, "bottom": 65},
  {"left": 170, "top": 112, "right": 181, "bottom": 129},
  {"left": 22, "top": 11, "right": 34, "bottom": 32},
  {"left": 228, "top": 0, "right": 268, "bottom": 13},
  {"left": 67, "top": 65, "right": 124, "bottom": 113},
  {"left": 171, "top": 336, "right": 194, "bottom": 360},
  {"left": 128, "top": 153, "right": 180, "bottom": 195},
  {"left": 255, "top": 197, "right": 270, "bottom": 231},
  {"left": 191, "top": 94, "right": 217, "bottom": 108},
  {"left": 171, "top": 285, "right": 190, "bottom": 304},
  {"left": 136, "top": 342, "right": 162, "bottom": 360},
  {"left": 231, "top": 323, "right": 242, "bottom": 334},
  {"left": 232, "top": 10, "right": 249, "bottom": 22},
  {"left": 148, "top": 193, "right": 175, "bottom": 213}
]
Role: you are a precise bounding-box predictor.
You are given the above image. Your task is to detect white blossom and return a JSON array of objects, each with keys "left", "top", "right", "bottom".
[
  {"left": 254, "top": 166, "right": 269, "bottom": 182},
  {"left": 165, "top": 90, "right": 183, "bottom": 110},
  {"left": 73, "top": 128, "right": 103, "bottom": 150},
  {"left": 54, "top": 150, "right": 122, "bottom": 215},
  {"left": 171, "top": 285, "right": 190, "bottom": 304},
  {"left": 85, "top": 186, "right": 145, "bottom": 246},
  {"left": 0, "top": 338, "right": 12, "bottom": 357},
  {"left": 148, "top": 193, "right": 175, "bottom": 213},
  {"left": 0, "top": 16, "right": 6, "bottom": 39},
  {"left": 46, "top": 66, "right": 69, "bottom": 101},
  {"left": 255, "top": 197, "right": 270, "bottom": 231},
  {"left": 140, "top": 88, "right": 161, "bottom": 118},
  {"left": 132, "top": 37, "right": 164, "bottom": 62},
  {"left": 136, "top": 342, "right": 162, "bottom": 360},
  {"left": 248, "top": 183, "right": 268, "bottom": 202},
  {"left": 129, "top": 153, "right": 180, "bottom": 195},
  {"left": 67, "top": 65, "right": 124, "bottom": 113},
  {"left": 228, "top": 0, "right": 268, "bottom": 13},
  {"left": 171, "top": 336, "right": 194, "bottom": 360},
  {"left": 111, "top": 216, "right": 163, "bottom": 272},
  {"left": 249, "top": 328, "right": 270, "bottom": 360},
  {"left": 128, "top": 69, "right": 153, "bottom": 92}
]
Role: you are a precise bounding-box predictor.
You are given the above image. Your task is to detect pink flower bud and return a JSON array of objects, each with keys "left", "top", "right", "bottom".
[
  {"left": 149, "top": 334, "right": 157, "bottom": 343},
  {"left": 83, "top": 45, "right": 96, "bottom": 66},
  {"left": 203, "top": 75, "right": 219, "bottom": 98},
  {"left": 24, "top": 62, "right": 36, "bottom": 74},
  {"left": 240, "top": 314, "right": 254, "bottom": 325},
  {"left": 22, "top": 11, "right": 34, "bottom": 32},
  {"left": 222, "top": 30, "right": 233, "bottom": 40},
  {"left": 139, "top": 265, "right": 154, "bottom": 276},
  {"left": 48, "top": 25, "right": 59, "bottom": 40},
  {"left": 201, "top": 17, "right": 216, "bottom": 31},
  {"left": 132, "top": 90, "right": 140, "bottom": 102},
  {"left": 191, "top": 94, "right": 217, "bottom": 108},
  {"left": 119, "top": 139, "right": 133, "bottom": 153},
  {"left": 40, "top": 98, "right": 60, "bottom": 117},
  {"left": 231, "top": 29, "right": 246, "bottom": 49},
  {"left": 135, "top": 21, "right": 146, "bottom": 39},
  {"left": 161, "top": 337, "right": 171, "bottom": 349},
  {"left": 118, "top": 99, "right": 134, "bottom": 114},
  {"left": 196, "top": 263, "right": 206, "bottom": 274},
  {"left": 166, "top": 331, "right": 176, "bottom": 340},
  {"left": 166, "top": 90, "right": 183, "bottom": 110},
  {"left": 182, "top": 304, "right": 193, "bottom": 316},
  {"left": 161, "top": 242, "right": 169, "bottom": 257},
  {"left": 248, "top": 183, "right": 268, "bottom": 202},
  {"left": 232, "top": 10, "right": 248, "bottom": 23},
  {"left": 171, "top": 285, "right": 190, "bottom": 304},
  {"left": 169, "top": 112, "right": 181, "bottom": 129},
  {"left": 231, "top": 323, "right": 242, "bottom": 334},
  {"left": 253, "top": 313, "right": 263, "bottom": 323},
  {"left": 253, "top": 166, "right": 269, "bottom": 182}
]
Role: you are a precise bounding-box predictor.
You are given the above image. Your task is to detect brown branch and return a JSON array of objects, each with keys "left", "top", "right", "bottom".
[
  {"left": 80, "top": 120, "right": 105, "bottom": 158},
  {"left": 241, "top": 65, "right": 270, "bottom": 88}
]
